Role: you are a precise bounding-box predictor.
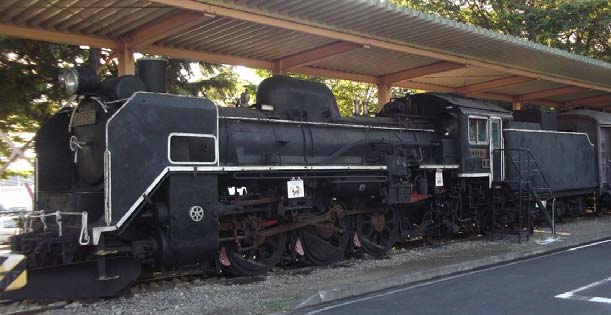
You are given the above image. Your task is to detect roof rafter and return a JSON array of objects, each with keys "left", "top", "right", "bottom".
[
  {"left": 141, "top": 46, "right": 273, "bottom": 69},
  {"left": 275, "top": 41, "right": 362, "bottom": 71},
  {"left": 394, "top": 81, "right": 456, "bottom": 93},
  {"left": 518, "top": 86, "right": 590, "bottom": 101},
  {"left": 565, "top": 95, "right": 611, "bottom": 108},
  {"left": 0, "top": 23, "right": 120, "bottom": 49},
  {"left": 379, "top": 62, "right": 464, "bottom": 84},
  {"left": 292, "top": 66, "right": 562, "bottom": 106},
  {"left": 290, "top": 66, "right": 377, "bottom": 84},
  {"left": 457, "top": 76, "right": 533, "bottom": 94},
  {"left": 148, "top": 0, "right": 611, "bottom": 93},
  {"left": 122, "top": 10, "right": 213, "bottom": 49}
]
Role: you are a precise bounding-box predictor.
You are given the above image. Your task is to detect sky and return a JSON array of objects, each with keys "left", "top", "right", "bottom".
[{"left": 235, "top": 66, "right": 264, "bottom": 84}]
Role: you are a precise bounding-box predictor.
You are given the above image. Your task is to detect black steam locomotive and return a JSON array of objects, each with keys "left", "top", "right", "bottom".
[{"left": 0, "top": 58, "right": 603, "bottom": 299}]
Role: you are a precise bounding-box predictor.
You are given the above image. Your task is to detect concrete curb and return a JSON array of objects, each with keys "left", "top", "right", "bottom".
[{"left": 290, "top": 235, "right": 611, "bottom": 311}]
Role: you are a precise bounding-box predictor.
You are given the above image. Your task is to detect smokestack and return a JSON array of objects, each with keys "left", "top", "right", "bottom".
[{"left": 136, "top": 56, "right": 168, "bottom": 93}]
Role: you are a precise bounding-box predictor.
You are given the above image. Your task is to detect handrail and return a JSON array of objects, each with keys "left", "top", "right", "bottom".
[{"left": 493, "top": 148, "right": 553, "bottom": 197}]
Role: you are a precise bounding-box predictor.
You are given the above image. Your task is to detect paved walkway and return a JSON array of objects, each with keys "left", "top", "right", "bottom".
[
  {"left": 290, "top": 216, "right": 611, "bottom": 311},
  {"left": 298, "top": 239, "right": 611, "bottom": 314}
]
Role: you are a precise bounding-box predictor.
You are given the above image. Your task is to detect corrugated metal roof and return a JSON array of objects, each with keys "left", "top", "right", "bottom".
[
  {"left": 0, "top": 0, "right": 610, "bottom": 109},
  {"left": 307, "top": 47, "right": 438, "bottom": 77},
  {"left": 207, "top": 0, "right": 611, "bottom": 89}
]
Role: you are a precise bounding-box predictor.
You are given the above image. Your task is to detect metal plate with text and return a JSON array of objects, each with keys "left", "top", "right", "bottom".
[{"left": 71, "top": 110, "right": 96, "bottom": 127}]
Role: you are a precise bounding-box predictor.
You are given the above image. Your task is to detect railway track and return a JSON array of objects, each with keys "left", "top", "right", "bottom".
[{"left": 1, "top": 213, "right": 606, "bottom": 315}]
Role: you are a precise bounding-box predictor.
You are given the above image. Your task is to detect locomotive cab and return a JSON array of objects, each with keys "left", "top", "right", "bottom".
[{"left": 381, "top": 93, "right": 512, "bottom": 183}]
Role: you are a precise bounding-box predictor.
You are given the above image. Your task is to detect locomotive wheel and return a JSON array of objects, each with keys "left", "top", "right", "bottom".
[
  {"left": 355, "top": 207, "right": 399, "bottom": 258},
  {"left": 299, "top": 201, "right": 351, "bottom": 266},
  {"left": 227, "top": 232, "right": 287, "bottom": 276}
]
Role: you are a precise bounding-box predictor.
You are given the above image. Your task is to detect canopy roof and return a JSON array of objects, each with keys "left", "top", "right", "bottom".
[{"left": 1, "top": 0, "right": 611, "bottom": 109}]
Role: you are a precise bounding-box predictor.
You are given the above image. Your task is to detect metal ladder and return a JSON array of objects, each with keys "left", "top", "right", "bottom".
[{"left": 491, "top": 148, "right": 555, "bottom": 242}]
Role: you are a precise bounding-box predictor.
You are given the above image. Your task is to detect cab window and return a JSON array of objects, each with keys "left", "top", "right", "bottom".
[
  {"left": 468, "top": 117, "right": 488, "bottom": 145},
  {"left": 491, "top": 119, "right": 501, "bottom": 149}
]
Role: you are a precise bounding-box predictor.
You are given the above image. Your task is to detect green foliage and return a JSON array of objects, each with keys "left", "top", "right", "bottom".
[
  {"left": 166, "top": 60, "right": 238, "bottom": 105},
  {"left": 393, "top": 0, "right": 611, "bottom": 62},
  {"left": 0, "top": 38, "right": 239, "bottom": 176},
  {"left": 0, "top": 38, "right": 240, "bottom": 135},
  {"left": 0, "top": 38, "right": 95, "bottom": 176},
  {"left": 255, "top": 69, "right": 381, "bottom": 116},
  {"left": 0, "top": 38, "right": 88, "bottom": 133}
]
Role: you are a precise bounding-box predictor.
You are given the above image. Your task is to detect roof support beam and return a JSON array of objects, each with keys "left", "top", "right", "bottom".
[
  {"left": 0, "top": 23, "right": 120, "bottom": 49},
  {"left": 565, "top": 95, "right": 611, "bottom": 108},
  {"left": 274, "top": 41, "right": 362, "bottom": 72},
  {"left": 290, "top": 66, "right": 378, "bottom": 84},
  {"left": 148, "top": 0, "right": 611, "bottom": 93},
  {"left": 122, "top": 10, "right": 212, "bottom": 48},
  {"left": 271, "top": 61, "right": 286, "bottom": 75},
  {"left": 141, "top": 46, "right": 273, "bottom": 69},
  {"left": 517, "top": 86, "right": 589, "bottom": 101},
  {"left": 394, "top": 81, "right": 456, "bottom": 94},
  {"left": 512, "top": 99, "right": 523, "bottom": 110},
  {"left": 457, "top": 76, "right": 533, "bottom": 94},
  {"left": 292, "top": 67, "right": 561, "bottom": 107},
  {"left": 377, "top": 83, "right": 391, "bottom": 109},
  {"left": 378, "top": 62, "right": 464, "bottom": 85},
  {"left": 117, "top": 46, "right": 135, "bottom": 76}
]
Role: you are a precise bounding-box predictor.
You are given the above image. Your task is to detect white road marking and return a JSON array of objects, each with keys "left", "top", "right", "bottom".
[
  {"left": 565, "top": 239, "right": 611, "bottom": 251},
  {"left": 555, "top": 275, "right": 611, "bottom": 305},
  {"left": 305, "top": 239, "right": 611, "bottom": 315}
]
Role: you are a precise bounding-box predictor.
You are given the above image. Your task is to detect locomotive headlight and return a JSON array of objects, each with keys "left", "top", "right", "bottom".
[
  {"left": 58, "top": 67, "right": 99, "bottom": 95},
  {"left": 59, "top": 68, "right": 79, "bottom": 95}
]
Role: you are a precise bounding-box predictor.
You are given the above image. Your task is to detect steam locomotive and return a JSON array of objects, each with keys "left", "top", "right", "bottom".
[{"left": 0, "top": 58, "right": 603, "bottom": 299}]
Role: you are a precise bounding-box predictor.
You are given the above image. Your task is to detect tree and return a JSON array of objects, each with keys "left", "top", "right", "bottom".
[
  {"left": 462, "top": 0, "right": 611, "bottom": 62},
  {"left": 0, "top": 38, "right": 240, "bottom": 176},
  {"left": 394, "top": 0, "right": 611, "bottom": 62},
  {"left": 166, "top": 60, "right": 239, "bottom": 105},
  {"left": 255, "top": 69, "right": 391, "bottom": 116}
]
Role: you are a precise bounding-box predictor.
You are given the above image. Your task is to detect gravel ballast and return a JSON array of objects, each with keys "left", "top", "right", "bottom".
[{"left": 2, "top": 216, "right": 611, "bottom": 315}]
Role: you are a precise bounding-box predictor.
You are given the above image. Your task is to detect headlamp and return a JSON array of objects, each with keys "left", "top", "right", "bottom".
[
  {"left": 59, "top": 68, "right": 79, "bottom": 95},
  {"left": 58, "top": 67, "right": 99, "bottom": 95}
]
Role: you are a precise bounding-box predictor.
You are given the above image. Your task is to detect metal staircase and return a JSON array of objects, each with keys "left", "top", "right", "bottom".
[{"left": 491, "top": 148, "right": 555, "bottom": 242}]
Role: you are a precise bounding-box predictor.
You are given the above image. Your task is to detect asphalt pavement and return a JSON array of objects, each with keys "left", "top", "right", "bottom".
[{"left": 297, "top": 239, "right": 611, "bottom": 315}]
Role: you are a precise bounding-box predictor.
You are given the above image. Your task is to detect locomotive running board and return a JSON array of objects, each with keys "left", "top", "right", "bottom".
[{"left": 0, "top": 257, "right": 140, "bottom": 300}]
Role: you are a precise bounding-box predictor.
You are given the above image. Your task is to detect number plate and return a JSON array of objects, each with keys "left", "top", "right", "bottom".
[
  {"left": 71, "top": 110, "right": 96, "bottom": 127},
  {"left": 435, "top": 169, "right": 444, "bottom": 187},
  {"left": 287, "top": 178, "right": 304, "bottom": 199}
]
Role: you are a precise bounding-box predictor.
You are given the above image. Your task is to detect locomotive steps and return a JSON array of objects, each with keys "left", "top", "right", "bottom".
[{"left": 289, "top": 216, "right": 611, "bottom": 312}]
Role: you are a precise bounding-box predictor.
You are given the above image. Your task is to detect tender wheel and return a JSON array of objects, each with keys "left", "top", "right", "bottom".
[
  {"left": 226, "top": 232, "right": 287, "bottom": 277},
  {"left": 300, "top": 200, "right": 351, "bottom": 266},
  {"left": 355, "top": 206, "right": 399, "bottom": 258}
]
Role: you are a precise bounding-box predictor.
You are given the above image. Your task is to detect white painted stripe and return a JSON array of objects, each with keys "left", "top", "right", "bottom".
[
  {"left": 457, "top": 173, "right": 490, "bottom": 178},
  {"left": 220, "top": 116, "right": 435, "bottom": 133},
  {"left": 96, "top": 164, "right": 388, "bottom": 245},
  {"left": 557, "top": 276, "right": 611, "bottom": 295},
  {"left": 504, "top": 129, "right": 594, "bottom": 146},
  {"left": 555, "top": 275, "right": 611, "bottom": 305},
  {"left": 305, "top": 239, "right": 611, "bottom": 315},
  {"left": 419, "top": 164, "right": 460, "bottom": 169},
  {"left": 196, "top": 165, "right": 388, "bottom": 172},
  {"left": 565, "top": 239, "right": 611, "bottom": 251},
  {"left": 590, "top": 296, "right": 611, "bottom": 304}
]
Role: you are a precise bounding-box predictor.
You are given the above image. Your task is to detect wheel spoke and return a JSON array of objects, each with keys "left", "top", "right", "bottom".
[
  {"left": 300, "top": 200, "right": 351, "bottom": 266},
  {"left": 356, "top": 206, "right": 400, "bottom": 258},
  {"left": 226, "top": 232, "right": 286, "bottom": 276}
]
